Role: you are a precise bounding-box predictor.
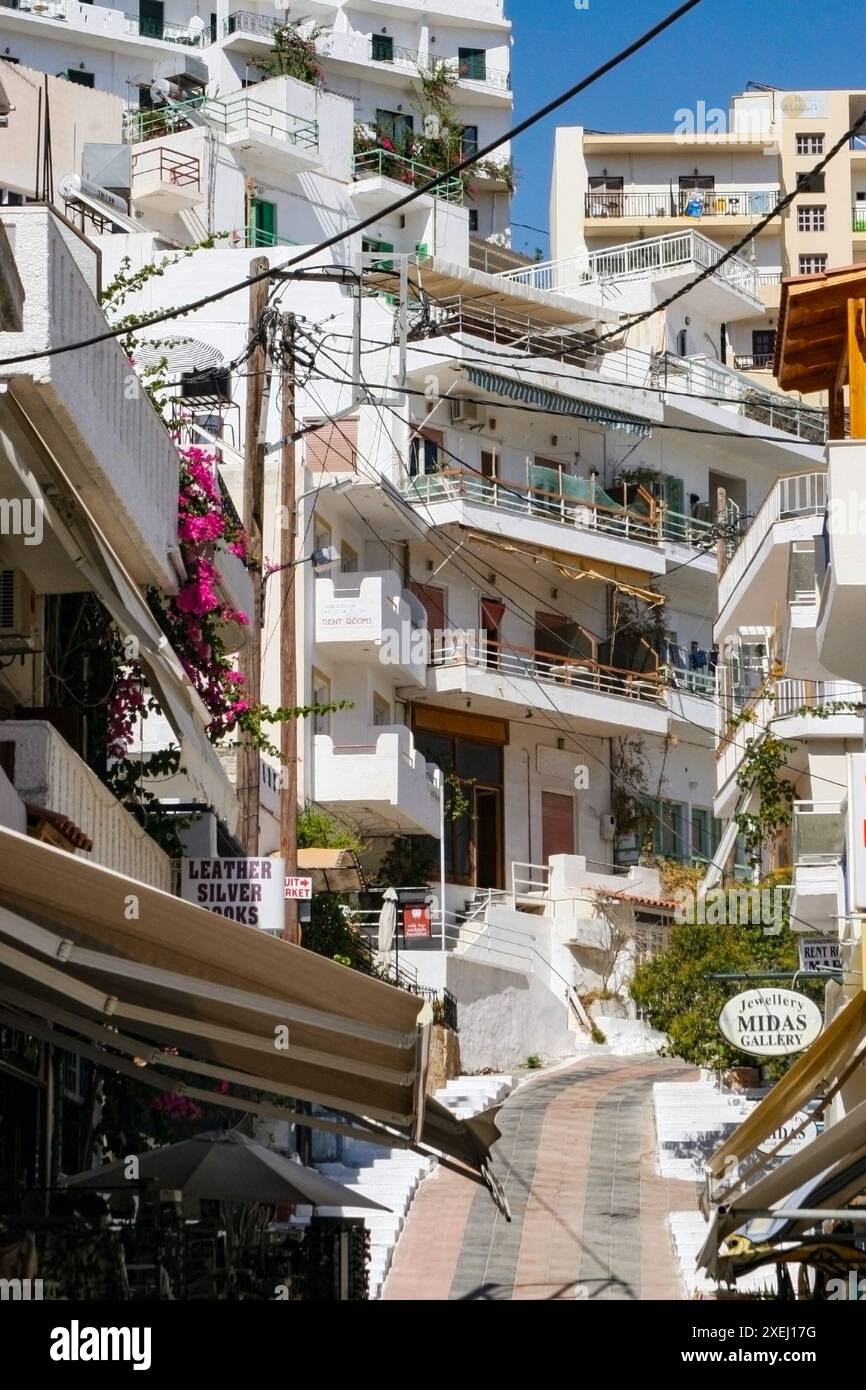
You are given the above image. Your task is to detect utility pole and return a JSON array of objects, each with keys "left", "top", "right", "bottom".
[
  {"left": 280, "top": 313, "right": 300, "bottom": 944},
  {"left": 237, "top": 257, "right": 270, "bottom": 855}
]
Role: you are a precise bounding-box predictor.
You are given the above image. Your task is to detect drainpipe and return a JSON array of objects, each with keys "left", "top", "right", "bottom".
[{"left": 438, "top": 767, "right": 446, "bottom": 952}]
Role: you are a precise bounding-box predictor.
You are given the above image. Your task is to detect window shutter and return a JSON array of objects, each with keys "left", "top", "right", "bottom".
[
  {"left": 542, "top": 792, "right": 575, "bottom": 862},
  {"left": 305, "top": 420, "right": 358, "bottom": 473}
]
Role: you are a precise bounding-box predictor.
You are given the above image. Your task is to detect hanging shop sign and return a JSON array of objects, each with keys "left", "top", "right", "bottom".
[
  {"left": 284, "top": 875, "right": 313, "bottom": 901},
  {"left": 403, "top": 904, "right": 432, "bottom": 939},
  {"left": 798, "top": 935, "right": 842, "bottom": 975},
  {"left": 757, "top": 1111, "right": 819, "bottom": 1157},
  {"left": 717, "top": 987, "right": 823, "bottom": 1057},
  {"left": 181, "top": 857, "right": 285, "bottom": 931}
]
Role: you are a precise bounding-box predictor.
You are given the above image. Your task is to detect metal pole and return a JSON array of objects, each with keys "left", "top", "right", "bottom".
[
  {"left": 439, "top": 768, "right": 447, "bottom": 951},
  {"left": 280, "top": 313, "right": 299, "bottom": 945}
]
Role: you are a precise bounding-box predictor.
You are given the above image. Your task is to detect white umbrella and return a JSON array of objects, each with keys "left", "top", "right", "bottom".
[{"left": 377, "top": 886, "right": 398, "bottom": 963}]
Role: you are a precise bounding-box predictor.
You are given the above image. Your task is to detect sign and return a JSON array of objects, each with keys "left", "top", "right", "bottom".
[
  {"left": 181, "top": 857, "right": 285, "bottom": 932},
  {"left": 798, "top": 935, "right": 842, "bottom": 974},
  {"left": 316, "top": 590, "right": 379, "bottom": 641},
  {"left": 851, "top": 753, "right": 866, "bottom": 909},
  {"left": 717, "top": 987, "right": 823, "bottom": 1057},
  {"left": 757, "top": 1111, "right": 819, "bottom": 1157},
  {"left": 402, "top": 904, "right": 431, "bottom": 939},
  {"left": 284, "top": 875, "right": 313, "bottom": 901}
]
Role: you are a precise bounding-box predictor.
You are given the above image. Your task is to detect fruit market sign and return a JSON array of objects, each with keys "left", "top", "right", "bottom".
[{"left": 717, "top": 988, "right": 823, "bottom": 1057}]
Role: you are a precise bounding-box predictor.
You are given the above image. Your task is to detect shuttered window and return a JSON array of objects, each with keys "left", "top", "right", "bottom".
[
  {"left": 305, "top": 420, "right": 357, "bottom": 474},
  {"left": 542, "top": 792, "right": 575, "bottom": 862}
]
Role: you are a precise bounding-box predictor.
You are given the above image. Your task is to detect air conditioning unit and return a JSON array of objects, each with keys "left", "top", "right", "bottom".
[
  {"left": 450, "top": 398, "right": 484, "bottom": 429},
  {"left": 0, "top": 569, "right": 39, "bottom": 654},
  {"left": 599, "top": 812, "right": 616, "bottom": 842}
]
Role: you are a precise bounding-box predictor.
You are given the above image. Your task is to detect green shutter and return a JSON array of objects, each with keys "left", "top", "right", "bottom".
[
  {"left": 458, "top": 48, "right": 486, "bottom": 81},
  {"left": 251, "top": 199, "right": 276, "bottom": 248}
]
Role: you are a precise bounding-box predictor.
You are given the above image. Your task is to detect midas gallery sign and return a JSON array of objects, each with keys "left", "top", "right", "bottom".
[{"left": 717, "top": 988, "right": 823, "bottom": 1057}]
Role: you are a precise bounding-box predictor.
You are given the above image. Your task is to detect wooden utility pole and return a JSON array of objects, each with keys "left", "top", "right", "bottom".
[
  {"left": 237, "top": 257, "right": 270, "bottom": 854},
  {"left": 280, "top": 313, "right": 300, "bottom": 944}
]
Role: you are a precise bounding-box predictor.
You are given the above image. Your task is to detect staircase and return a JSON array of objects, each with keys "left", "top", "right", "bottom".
[{"left": 313, "top": 1073, "right": 514, "bottom": 1298}]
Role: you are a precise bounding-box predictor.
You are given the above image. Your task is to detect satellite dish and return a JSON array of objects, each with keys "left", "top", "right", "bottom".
[
  {"left": 150, "top": 77, "right": 177, "bottom": 105},
  {"left": 187, "top": 15, "right": 205, "bottom": 37}
]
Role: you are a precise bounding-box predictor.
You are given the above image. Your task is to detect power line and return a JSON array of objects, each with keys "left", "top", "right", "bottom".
[{"left": 0, "top": 0, "right": 702, "bottom": 370}]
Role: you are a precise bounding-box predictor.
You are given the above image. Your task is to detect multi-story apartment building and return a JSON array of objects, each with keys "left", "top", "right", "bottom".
[
  {"left": 549, "top": 85, "right": 866, "bottom": 395},
  {"left": 0, "top": 0, "right": 513, "bottom": 243}
]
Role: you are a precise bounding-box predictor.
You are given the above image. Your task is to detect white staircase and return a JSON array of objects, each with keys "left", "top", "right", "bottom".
[{"left": 313, "top": 1073, "right": 514, "bottom": 1298}]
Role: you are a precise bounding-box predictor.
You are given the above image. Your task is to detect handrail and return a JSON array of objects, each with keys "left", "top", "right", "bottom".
[
  {"left": 353, "top": 150, "right": 463, "bottom": 203},
  {"left": 584, "top": 188, "right": 780, "bottom": 219},
  {"left": 131, "top": 146, "right": 201, "bottom": 189},
  {"left": 718, "top": 471, "right": 827, "bottom": 610},
  {"left": 123, "top": 94, "right": 318, "bottom": 149},
  {"left": 430, "top": 630, "right": 664, "bottom": 705}
]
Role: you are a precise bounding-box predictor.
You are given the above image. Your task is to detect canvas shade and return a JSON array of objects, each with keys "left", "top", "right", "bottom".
[{"left": 65, "top": 1130, "right": 388, "bottom": 1209}]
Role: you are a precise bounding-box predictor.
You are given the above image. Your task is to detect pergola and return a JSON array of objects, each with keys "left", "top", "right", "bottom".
[{"left": 774, "top": 264, "right": 866, "bottom": 438}]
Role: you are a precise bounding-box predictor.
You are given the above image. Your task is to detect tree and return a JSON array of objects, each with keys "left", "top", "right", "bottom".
[
  {"left": 296, "top": 805, "right": 370, "bottom": 967},
  {"left": 630, "top": 908, "right": 805, "bottom": 1070}
]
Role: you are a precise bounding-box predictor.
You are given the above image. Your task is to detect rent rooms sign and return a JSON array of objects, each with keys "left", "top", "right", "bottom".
[
  {"left": 181, "top": 857, "right": 286, "bottom": 931},
  {"left": 717, "top": 987, "right": 823, "bottom": 1056}
]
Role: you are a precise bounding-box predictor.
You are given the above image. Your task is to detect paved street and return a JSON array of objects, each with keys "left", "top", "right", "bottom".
[{"left": 382, "top": 1055, "right": 698, "bottom": 1301}]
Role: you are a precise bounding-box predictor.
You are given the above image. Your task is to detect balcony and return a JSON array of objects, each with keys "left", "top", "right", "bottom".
[
  {"left": 314, "top": 570, "right": 427, "bottom": 687},
  {"left": 131, "top": 146, "right": 202, "bottom": 210},
  {"left": 773, "top": 678, "right": 864, "bottom": 736},
  {"left": 122, "top": 11, "right": 208, "bottom": 44},
  {"left": 0, "top": 206, "right": 180, "bottom": 593},
  {"left": 222, "top": 9, "right": 278, "bottom": 50},
  {"left": 315, "top": 30, "right": 510, "bottom": 101},
  {"left": 716, "top": 471, "right": 828, "bottom": 638},
  {"left": 351, "top": 151, "right": 464, "bottom": 209},
  {"left": 790, "top": 798, "right": 847, "bottom": 934},
  {"left": 584, "top": 188, "right": 780, "bottom": 225},
  {"left": 123, "top": 93, "right": 319, "bottom": 172},
  {"left": 853, "top": 206, "right": 866, "bottom": 233},
  {"left": 733, "top": 354, "right": 773, "bottom": 371},
  {"left": 313, "top": 726, "right": 442, "bottom": 837},
  {"left": 0, "top": 0, "right": 212, "bottom": 49},
  {"left": 418, "top": 632, "right": 669, "bottom": 738},
  {"left": 0, "top": 720, "right": 172, "bottom": 888},
  {"left": 499, "top": 230, "right": 762, "bottom": 313}
]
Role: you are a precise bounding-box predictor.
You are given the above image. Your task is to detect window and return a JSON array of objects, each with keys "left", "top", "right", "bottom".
[
  {"left": 461, "top": 125, "right": 479, "bottom": 158},
  {"left": 678, "top": 175, "right": 715, "bottom": 190},
  {"left": 373, "top": 692, "right": 391, "bottom": 727},
  {"left": 796, "top": 171, "right": 825, "bottom": 193},
  {"left": 409, "top": 427, "right": 443, "bottom": 476},
  {"left": 313, "top": 517, "right": 332, "bottom": 555},
  {"left": 458, "top": 48, "right": 486, "bottom": 81},
  {"left": 375, "top": 109, "right": 414, "bottom": 150},
  {"left": 340, "top": 540, "right": 358, "bottom": 573},
  {"left": 750, "top": 329, "right": 775, "bottom": 367},
  {"left": 68, "top": 70, "right": 95, "bottom": 87},
  {"left": 210, "top": 11, "right": 217, "bottom": 43},
  {"left": 797, "top": 204, "right": 826, "bottom": 232},
  {"left": 371, "top": 34, "right": 393, "bottom": 62},
  {"left": 799, "top": 253, "right": 828, "bottom": 274},
  {"left": 139, "top": 0, "right": 164, "bottom": 40},
  {"left": 312, "top": 670, "right": 331, "bottom": 736},
  {"left": 587, "top": 174, "right": 623, "bottom": 216},
  {"left": 250, "top": 197, "right": 276, "bottom": 248},
  {"left": 480, "top": 449, "right": 496, "bottom": 478},
  {"left": 306, "top": 420, "right": 357, "bottom": 474},
  {"left": 654, "top": 801, "right": 686, "bottom": 860},
  {"left": 796, "top": 132, "right": 824, "bottom": 155},
  {"left": 691, "top": 808, "right": 721, "bottom": 863},
  {"left": 468, "top": 209, "right": 479, "bottom": 232}
]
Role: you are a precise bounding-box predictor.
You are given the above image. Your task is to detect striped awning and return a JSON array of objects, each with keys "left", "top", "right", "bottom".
[{"left": 464, "top": 366, "right": 652, "bottom": 438}]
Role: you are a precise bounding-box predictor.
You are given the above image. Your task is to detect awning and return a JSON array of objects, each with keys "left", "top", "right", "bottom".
[
  {"left": 464, "top": 365, "right": 653, "bottom": 439},
  {"left": 0, "top": 826, "right": 505, "bottom": 1205},
  {"left": 295, "top": 848, "right": 365, "bottom": 894},
  {"left": 705, "top": 991, "right": 866, "bottom": 1179}
]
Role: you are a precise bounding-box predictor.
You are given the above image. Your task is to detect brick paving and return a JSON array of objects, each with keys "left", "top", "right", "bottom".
[{"left": 382, "top": 1054, "right": 699, "bottom": 1302}]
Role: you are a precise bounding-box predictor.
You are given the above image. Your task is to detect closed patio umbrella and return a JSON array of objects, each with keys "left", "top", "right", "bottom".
[
  {"left": 64, "top": 1130, "right": 388, "bottom": 1210},
  {"left": 377, "top": 886, "right": 398, "bottom": 960}
]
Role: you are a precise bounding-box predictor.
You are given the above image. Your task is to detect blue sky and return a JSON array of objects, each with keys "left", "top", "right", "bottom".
[{"left": 508, "top": 0, "right": 866, "bottom": 255}]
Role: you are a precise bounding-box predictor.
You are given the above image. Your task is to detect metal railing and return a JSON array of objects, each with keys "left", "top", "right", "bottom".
[
  {"left": 584, "top": 189, "right": 780, "bottom": 219},
  {"left": 512, "top": 862, "right": 550, "bottom": 898},
  {"left": 123, "top": 94, "right": 318, "bottom": 149},
  {"left": 430, "top": 631, "right": 664, "bottom": 705},
  {"left": 853, "top": 206, "right": 866, "bottom": 232},
  {"left": 224, "top": 9, "right": 278, "bottom": 38},
  {"left": 239, "top": 224, "right": 297, "bottom": 249},
  {"left": 352, "top": 149, "right": 463, "bottom": 203},
  {"left": 499, "top": 230, "right": 760, "bottom": 301},
  {"left": 718, "top": 471, "right": 828, "bottom": 610},
  {"left": 650, "top": 353, "right": 826, "bottom": 443},
  {"left": 123, "top": 12, "right": 208, "bottom": 44},
  {"left": 0, "top": 0, "right": 66, "bottom": 16},
  {"left": 733, "top": 353, "right": 773, "bottom": 370},
  {"left": 774, "top": 677, "right": 864, "bottom": 718},
  {"left": 131, "top": 146, "right": 200, "bottom": 190}
]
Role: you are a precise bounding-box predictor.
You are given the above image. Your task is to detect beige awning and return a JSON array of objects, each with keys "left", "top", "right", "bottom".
[
  {"left": 0, "top": 826, "right": 504, "bottom": 1202},
  {"left": 294, "top": 847, "right": 365, "bottom": 894}
]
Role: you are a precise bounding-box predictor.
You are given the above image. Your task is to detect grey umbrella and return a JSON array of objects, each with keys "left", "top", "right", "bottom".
[{"left": 64, "top": 1129, "right": 388, "bottom": 1210}]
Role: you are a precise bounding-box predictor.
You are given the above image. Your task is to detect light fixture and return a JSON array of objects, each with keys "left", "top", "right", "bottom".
[
  {"left": 551, "top": 587, "right": 558, "bottom": 599},
  {"left": 524, "top": 710, "right": 533, "bottom": 719},
  {"left": 310, "top": 545, "right": 340, "bottom": 571},
  {"left": 601, "top": 167, "right": 608, "bottom": 177},
  {"left": 79, "top": 61, "right": 86, "bottom": 69},
  {"left": 397, "top": 104, "right": 403, "bottom": 113},
  {"left": 381, "top": 26, "right": 387, "bottom": 33}
]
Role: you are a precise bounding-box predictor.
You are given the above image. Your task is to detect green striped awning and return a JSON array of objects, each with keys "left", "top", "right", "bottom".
[{"left": 464, "top": 366, "right": 652, "bottom": 439}]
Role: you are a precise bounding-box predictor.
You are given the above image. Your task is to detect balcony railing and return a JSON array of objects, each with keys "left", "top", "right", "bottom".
[
  {"left": 430, "top": 631, "right": 665, "bottom": 705},
  {"left": 650, "top": 353, "right": 826, "bottom": 443},
  {"left": 131, "top": 146, "right": 201, "bottom": 190},
  {"left": 853, "top": 206, "right": 866, "bottom": 232},
  {"left": 500, "top": 230, "right": 761, "bottom": 302},
  {"left": 353, "top": 150, "right": 463, "bottom": 203},
  {"left": 719, "top": 471, "right": 828, "bottom": 610},
  {"left": 584, "top": 189, "right": 780, "bottom": 219},
  {"left": 774, "top": 678, "right": 864, "bottom": 718},
  {"left": 123, "top": 94, "right": 318, "bottom": 149},
  {"left": 224, "top": 9, "right": 278, "bottom": 38},
  {"left": 792, "top": 799, "right": 847, "bottom": 865},
  {"left": 733, "top": 353, "right": 773, "bottom": 370},
  {"left": 123, "top": 12, "right": 208, "bottom": 44}
]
